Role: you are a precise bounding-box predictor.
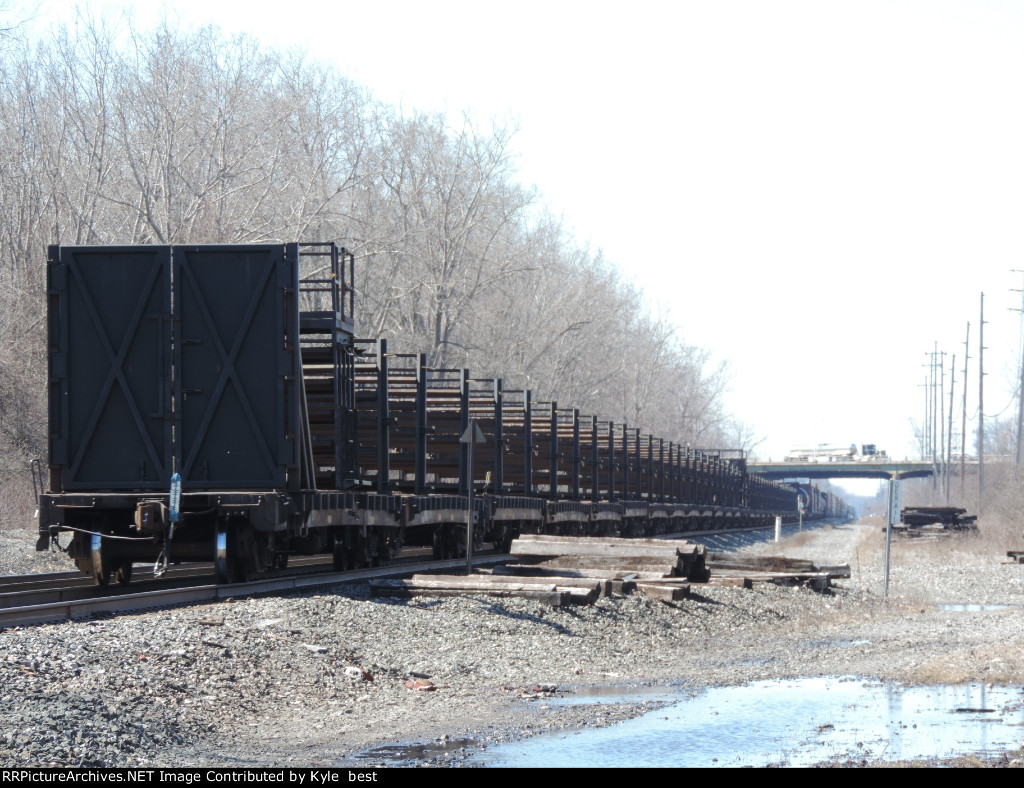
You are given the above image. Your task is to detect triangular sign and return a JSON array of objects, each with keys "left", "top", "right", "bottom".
[{"left": 460, "top": 421, "right": 487, "bottom": 444}]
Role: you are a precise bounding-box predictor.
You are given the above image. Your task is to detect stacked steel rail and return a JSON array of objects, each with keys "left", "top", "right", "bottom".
[{"left": 350, "top": 340, "right": 802, "bottom": 552}]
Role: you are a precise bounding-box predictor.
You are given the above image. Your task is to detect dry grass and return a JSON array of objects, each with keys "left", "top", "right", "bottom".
[
  {"left": 912, "top": 643, "right": 1024, "bottom": 684},
  {"left": 773, "top": 527, "right": 822, "bottom": 550},
  {"left": 856, "top": 493, "right": 1021, "bottom": 562},
  {"left": 898, "top": 464, "right": 1024, "bottom": 553},
  {"left": 843, "top": 515, "right": 1015, "bottom": 607},
  {"left": 0, "top": 476, "right": 36, "bottom": 533},
  {"left": 974, "top": 470, "right": 1024, "bottom": 553},
  {"left": 851, "top": 517, "right": 885, "bottom": 559}
]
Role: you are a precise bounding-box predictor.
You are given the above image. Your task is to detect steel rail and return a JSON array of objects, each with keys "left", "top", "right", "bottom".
[
  {"left": 0, "top": 564, "right": 211, "bottom": 596},
  {"left": 0, "top": 551, "right": 423, "bottom": 598},
  {"left": 0, "top": 553, "right": 509, "bottom": 630}
]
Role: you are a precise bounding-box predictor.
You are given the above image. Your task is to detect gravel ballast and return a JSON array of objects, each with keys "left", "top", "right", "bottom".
[{"left": 1, "top": 520, "right": 1023, "bottom": 767}]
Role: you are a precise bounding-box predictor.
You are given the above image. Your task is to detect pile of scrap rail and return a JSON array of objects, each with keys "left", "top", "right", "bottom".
[
  {"left": 369, "top": 534, "right": 849, "bottom": 605},
  {"left": 705, "top": 553, "right": 849, "bottom": 591},
  {"left": 896, "top": 506, "right": 978, "bottom": 539}
]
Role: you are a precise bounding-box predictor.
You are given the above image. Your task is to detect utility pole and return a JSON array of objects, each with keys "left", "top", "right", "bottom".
[
  {"left": 938, "top": 348, "right": 946, "bottom": 497},
  {"left": 947, "top": 354, "right": 955, "bottom": 505},
  {"left": 925, "top": 343, "right": 943, "bottom": 491},
  {"left": 934, "top": 343, "right": 940, "bottom": 472},
  {"left": 961, "top": 322, "right": 970, "bottom": 500},
  {"left": 929, "top": 345, "right": 937, "bottom": 466},
  {"left": 1011, "top": 270, "right": 1024, "bottom": 467},
  {"left": 925, "top": 372, "right": 933, "bottom": 458},
  {"left": 923, "top": 348, "right": 936, "bottom": 461},
  {"left": 979, "top": 293, "right": 986, "bottom": 510}
]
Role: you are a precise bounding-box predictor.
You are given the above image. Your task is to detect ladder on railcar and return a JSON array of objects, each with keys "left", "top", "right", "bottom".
[{"left": 297, "top": 242, "right": 356, "bottom": 490}]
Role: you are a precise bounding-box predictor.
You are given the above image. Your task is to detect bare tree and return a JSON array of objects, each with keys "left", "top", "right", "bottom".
[
  {"left": 0, "top": 13, "right": 758, "bottom": 528},
  {"left": 0, "top": 1, "right": 38, "bottom": 45},
  {"left": 355, "top": 112, "right": 537, "bottom": 367}
]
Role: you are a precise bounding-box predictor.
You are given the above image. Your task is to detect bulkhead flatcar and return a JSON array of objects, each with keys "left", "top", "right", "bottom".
[{"left": 36, "top": 242, "right": 816, "bottom": 585}]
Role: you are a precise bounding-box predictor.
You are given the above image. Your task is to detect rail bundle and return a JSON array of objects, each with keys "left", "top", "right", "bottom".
[{"left": 36, "top": 242, "right": 812, "bottom": 585}]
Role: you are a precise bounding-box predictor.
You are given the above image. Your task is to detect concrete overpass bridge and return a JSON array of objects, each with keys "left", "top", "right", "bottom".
[{"left": 748, "top": 460, "right": 939, "bottom": 480}]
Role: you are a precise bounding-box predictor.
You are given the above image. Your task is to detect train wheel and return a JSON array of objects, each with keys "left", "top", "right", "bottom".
[
  {"left": 456, "top": 525, "right": 474, "bottom": 558},
  {"left": 113, "top": 561, "right": 132, "bottom": 586},
  {"left": 367, "top": 533, "right": 381, "bottom": 567},
  {"left": 433, "top": 527, "right": 459, "bottom": 559},
  {"left": 349, "top": 533, "right": 371, "bottom": 569},
  {"left": 432, "top": 530, "right": 446, "bottom": 559},
  {"left": 230, "top": 524, "right": 263, "bottom": 582},
  {"left": 90, "top": 533, "right": 111, "bottom": 586},
  {"left": 332, "top": 535, "right": 349, "bottom": 571},
  {"left": 376, "top": 536, "right": 393, "bottom": 566},
  {"left": 215, "top": 524, "right": 230, "bottom": 584},
  {"left": 494, "top": 526, "right": 513, "bottom": 554}
]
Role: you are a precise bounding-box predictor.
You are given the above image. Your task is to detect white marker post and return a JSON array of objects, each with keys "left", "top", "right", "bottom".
[
  {"left": 884, "top": 474, "right": 901, "bottom": 598},
  {"left": 774, "top": 515, "right": 782, "bottom": 543}
]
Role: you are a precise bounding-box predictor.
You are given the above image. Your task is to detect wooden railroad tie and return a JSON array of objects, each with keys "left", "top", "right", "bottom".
[
  {"left": 635, "top": 583, "right": 691, "bottom": 602},
  {"left": 369, "top": 575, "right": 598, "bottom": 606},
  {"left": 370, "top": 578, "right": 574, "bottom": 607},
  {"left": 510, "top": 534, "right": 709, "bottom": 582},
  {"left": 367, "top": 536, "right": 845, "bottom": 607}
]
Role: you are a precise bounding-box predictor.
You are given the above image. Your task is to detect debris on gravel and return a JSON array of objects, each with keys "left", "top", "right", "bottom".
[{"left": 1, "top": 521, "right": 1022, "bottom": 767}]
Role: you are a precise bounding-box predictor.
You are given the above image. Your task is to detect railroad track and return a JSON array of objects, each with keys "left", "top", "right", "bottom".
[
  {"left": 0, "top": 548, "right": 444, "bottom": 600},
  {"left": 0, "top": 554, "right": 337, "bottom": 604},
  {"left": 1, "top": 520, "right": 834, "bottom": 630},
  {"left": 0, "top": 549, "right": 507, "bottom": 630}
]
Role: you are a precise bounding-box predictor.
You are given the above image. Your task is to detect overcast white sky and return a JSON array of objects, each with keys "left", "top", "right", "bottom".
[{"left": 24, "top": 0, "right": 1024, "bottom": 488}]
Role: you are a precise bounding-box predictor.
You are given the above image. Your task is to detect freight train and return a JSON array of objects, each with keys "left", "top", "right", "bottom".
[
  {"left": 36, "top": 242, "right": 837, "bottom": 585},
  {"left": 793, "top": 483, "right": 857, "bottom": 521}
]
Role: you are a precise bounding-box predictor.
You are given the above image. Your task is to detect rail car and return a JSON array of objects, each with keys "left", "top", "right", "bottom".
[
  {"left": 36, "top": 242, "right": 831, "bottom": 586},
  {"left": 793, "top": 483, "right": 856, "bottom": 521}
]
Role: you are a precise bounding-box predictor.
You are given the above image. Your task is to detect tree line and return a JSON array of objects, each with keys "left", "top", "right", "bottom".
[{"left": 0, "top": 11, "right": 757, "bottom": 527}]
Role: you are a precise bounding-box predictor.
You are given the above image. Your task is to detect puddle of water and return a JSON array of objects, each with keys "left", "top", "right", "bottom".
[
  {"left": 938, "top": 604, "right": 1018, "bottom": 612},
  {"left": 356, "top": 737, "right": 477, "bottom": 765},
  {"left": 802, "top": 638, "right": 871, "bottom": 649},
  {"left": 469, "top": 677, "right": 1024, "bottom": 768},
  {"left": 544, "top": 684, "right": 676, "bottom": 706},
  {"left": 734, "top": 656, "right": 773, "bottom": 667}
]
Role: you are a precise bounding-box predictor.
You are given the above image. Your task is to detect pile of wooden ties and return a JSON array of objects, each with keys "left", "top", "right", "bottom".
[{"left": 370, "top": 533, "right": 849, "bottom": 606}]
